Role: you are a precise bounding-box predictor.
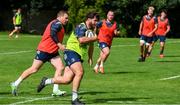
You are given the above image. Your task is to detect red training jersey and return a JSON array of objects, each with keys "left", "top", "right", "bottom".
[
  {"left": 98, "top": 20, "right": 117, "bottom": 46},
  {"left": 142, "top": 15, "right": 157, "bottom": 37},
  {"left": 37, "top": 19, "right": 65, "bottom": 53},
  {"left": 155, "top": 16, "right": 170, "bottom": 36}
]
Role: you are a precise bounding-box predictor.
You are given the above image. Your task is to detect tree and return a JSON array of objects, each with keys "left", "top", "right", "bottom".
[{"left": 1, "top": 0, "right": 180, "bottom": 36}]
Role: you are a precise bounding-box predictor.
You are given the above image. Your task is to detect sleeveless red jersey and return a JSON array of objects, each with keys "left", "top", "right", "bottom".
[
  {"left": 37, "top": 20, "right": 65, "bottom": 53},
  {"left": 142, "top": 15, "right": 156, "bottom": 37},
  {"left": 98, "top": 20, "right": 117, "bottom": 46},
  {"left": 155, "top": 17, "right": 170, "bottom": 36}
]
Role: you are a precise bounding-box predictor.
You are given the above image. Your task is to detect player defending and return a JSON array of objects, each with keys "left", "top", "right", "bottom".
[
  {"left": 9, "top": 8, "right": 22, "bottom": 38},
  {"left": 148, "top": 10, "right": 170, "bottom": 58},
  {"left": 94, "top": 10, "right": 120, "bottom": 74},
  {"left": 37, "top": 12, "right": 99, "bottom": 105},
  {"left": 10, "top": 10, "right": 68, "bottom": 96},
  {"left": 138, "top": 6, "right": 158, "bottom": 62}
]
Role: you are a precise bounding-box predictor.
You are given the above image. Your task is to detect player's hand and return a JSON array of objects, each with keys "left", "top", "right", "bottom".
[
  {"left": 117, "top": 31, "right": 120, "bottom": 35},
  {"left": 114, "top": 30, "right": 120, "bottom": 35},
  {"left": 60, "top": 45, "right": 66, "bottom": 51},
  {"left": 138, "top": 31, "right": 141, "bottom": 35},
  {"left": 88, "top": 58, "right": 93, "bottom": 67},
  {"left": 93, "top": 35, "right": 98, "bottom": 41},
  {"left": 147, "top": 32, "right": 153, "bottom": 37}
]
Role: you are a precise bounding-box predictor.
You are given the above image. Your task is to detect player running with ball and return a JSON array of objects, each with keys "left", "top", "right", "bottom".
[{"left": 37, "top": 12, "right": 99, "bottom": 105}]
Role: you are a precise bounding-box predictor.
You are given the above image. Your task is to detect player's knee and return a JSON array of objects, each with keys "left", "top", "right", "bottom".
[
  {"left": 145, "top": 43, "right": 150, "bottom": 46},
  {"left": 104, "top": 53, "right": 109, "bottom": 58},
  {"left": 104, "top": 51, "right": 110, "bottom": 57},
  {"left": 140, "top": 40, "right": 145, "bottom": 46},
  {"left": 160, "top": 42, "right": 164, "bottom": 47},
  {"left": 15, "top": 29, "right": 18, "bottom": 32},
  {"left": 76, "top": 70, "right": 84, "bottom": 77},
  {"left": 54, "top": 77, "right": 72, "bottom": 84},
  {"left": 140, "top": 43, "right": 144, "bottom": 46}
]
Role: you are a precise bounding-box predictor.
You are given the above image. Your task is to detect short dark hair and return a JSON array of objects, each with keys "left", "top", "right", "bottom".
[
  {"left": 86, "top": 12, "right": 100, "bottom": 21},
  {"left": 161, "top": 9, "right": 168, "bottom": 15},
  {"left": 57, "top": 10, "right": 68, "bottom": 17}
]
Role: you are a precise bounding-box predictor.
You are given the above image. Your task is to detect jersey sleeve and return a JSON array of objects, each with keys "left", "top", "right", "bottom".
[
  {"left": 74, "top": 23, "right": 87, "bottom": 38},
  {"left": 141, "top": 16, "right": 144, "bottom": 23},
  {"left": 50, "top": 20, "right": 62, "bottom": 44},
  {"left": 154, "top": 16, "right": 158, "bottom": 24},
  {"left": 96, "top": 21, "right": 103, "bottom": 28}
]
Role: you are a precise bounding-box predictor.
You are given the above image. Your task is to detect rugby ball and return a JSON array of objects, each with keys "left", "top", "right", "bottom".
[{"left": 85, "top": 30, "right": 96, "bottom": 37}]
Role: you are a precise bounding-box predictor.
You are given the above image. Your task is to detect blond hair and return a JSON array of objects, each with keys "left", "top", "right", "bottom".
[{"left": 148, "top": 6, "right": 155, "bottom": 11}]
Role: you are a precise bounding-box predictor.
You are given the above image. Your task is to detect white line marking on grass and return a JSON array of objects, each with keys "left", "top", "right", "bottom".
[
  {"left": 160, "top": 75, "right": 180, "bottom": 80},
  {"left": 0, "top": 50, "right": 32, "bottom": 55},
  {"left": 9, "top": 96, "right": 52, "bottom": 105}
]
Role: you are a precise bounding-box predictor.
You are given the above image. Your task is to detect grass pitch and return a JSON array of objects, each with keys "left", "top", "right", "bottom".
[{"left": 0, "top": 32, "right": 180, "bottom": 104}]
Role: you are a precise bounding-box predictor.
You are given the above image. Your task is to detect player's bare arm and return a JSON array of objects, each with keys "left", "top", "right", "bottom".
[
  {"left": 57, "top": 43, "right": 66, "bottom": 51},
  {"left": 138, "top": 21, "right": 143, "bottom": 35},
  {"left": 78, "top": 36, "right": 97, "bottom": 44},
  {"left": 165, "top": 25, "right": 170, "bottom": 35}
]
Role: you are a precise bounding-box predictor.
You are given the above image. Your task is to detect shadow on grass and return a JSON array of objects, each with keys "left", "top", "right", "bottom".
[
  {"left": 164, "top": 55, "right": 180, "bottom": 57},
  {"left": 80, "top": 91, "right": 112, "bottom": 95},
  {"left": 89, "top": 97, "right": 150, "bottom": 104},
  {"left": 107, "top": 71, "right": 147, "bottom": 75},
  {"left": 79, "top": 91, "right": 150, "bottom": 104},
  {"left": 0, "top": 92, "right": 10, "bottom": 95}
]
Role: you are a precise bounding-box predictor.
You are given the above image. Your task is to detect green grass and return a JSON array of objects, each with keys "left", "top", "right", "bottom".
[{"left": 0, "top": 31, "right": 180, "bottom": 104}]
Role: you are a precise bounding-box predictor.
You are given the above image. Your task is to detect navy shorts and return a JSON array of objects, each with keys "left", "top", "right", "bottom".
[
  {"left": 98, "top": 42, "right": 110, "bottom": 50},
  {"left": 64, "top": 50, "right": 83, "bottom": 67},
  {"left": 153, "top": 35, "right": 166, "bottom": 42},
  {"left": 35, "top": 50, "right": 59, "bottom": 63},
  {"left": 140, "top": 35, "right": 153, "bottom": 44},
  {"left": 153, "top": 35, "right": 158, "bottom": 42}
]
